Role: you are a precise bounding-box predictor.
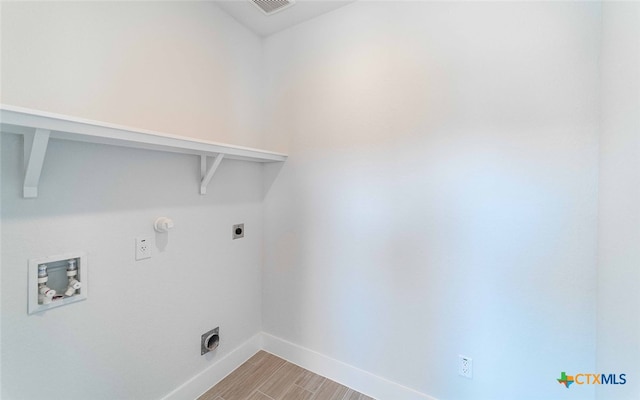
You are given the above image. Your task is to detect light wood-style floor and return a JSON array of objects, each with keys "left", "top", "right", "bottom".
[{"left": 198, "top": 351, "right": 375, "bottom": 400}]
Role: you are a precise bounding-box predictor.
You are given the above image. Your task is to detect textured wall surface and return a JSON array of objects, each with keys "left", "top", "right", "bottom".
[
  {"left": 1, "top": 1, "right": 265, "bottom": 148},
  {"left": 597, "top": 3, "right": 640, "bottom": 400},
  {"left": 1, "top": 134, "right": 265, "bottom": 400},
  {"left": 1, "top": 2, "right": 266, "bottom": 399},
  {"left": 262, "top": 2, "right": 600, "bottom": 399}
]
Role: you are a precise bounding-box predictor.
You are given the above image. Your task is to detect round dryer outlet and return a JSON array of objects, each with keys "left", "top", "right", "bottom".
[{"left": 201, "top": 327, "right": 220, "bottom": 355}]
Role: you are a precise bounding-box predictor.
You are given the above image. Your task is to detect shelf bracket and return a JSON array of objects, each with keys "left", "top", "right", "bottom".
[
  {"left": 200, "top": 154, "right": 224, "bottom": 195},
  {"left": 23, "top": 128, "right": 51, "bottom": 198}
]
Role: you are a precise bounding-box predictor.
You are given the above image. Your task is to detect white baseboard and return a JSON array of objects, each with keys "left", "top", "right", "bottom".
[
  {"left": 161, "top": 333, "right": 262, "bottom": 400},
  {"left": 261, "top": 332, "right": 439, "bottom": 400},
  {"left": 162, "top": 332, "right": 438, "bottom": 400}
]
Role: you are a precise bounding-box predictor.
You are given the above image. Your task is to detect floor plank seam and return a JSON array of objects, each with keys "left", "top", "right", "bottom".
[
  {"left": 257, "top": 389, "right": 276, "bottom": 400},
  {"left": 293, "top": 383, "right": 309, "bottom": 392}
]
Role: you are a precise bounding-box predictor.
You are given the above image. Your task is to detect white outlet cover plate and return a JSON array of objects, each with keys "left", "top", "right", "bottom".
[
  {"left": 458, "top": 355, "right": 473, "bottom": 379},
  {"left": 135, "top": 236, "right": 152, "bottom": 260}
]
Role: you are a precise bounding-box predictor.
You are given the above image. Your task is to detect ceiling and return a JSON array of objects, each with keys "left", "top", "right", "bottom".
[{"left": 215, "top": 0, "right": 357, "bottom": 37}]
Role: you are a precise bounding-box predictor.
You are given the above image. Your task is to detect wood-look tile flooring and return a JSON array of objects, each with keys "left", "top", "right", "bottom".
[{"left": 198, "top": 351, "right": 375, "bottom": 400}]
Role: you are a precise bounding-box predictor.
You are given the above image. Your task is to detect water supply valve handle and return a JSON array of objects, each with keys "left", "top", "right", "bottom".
[
  {"left": 40, "top": 286, "right": 56, "bottom": 298},
  {"left": 65, "top": 279, "right": 82, "bottom": 297}
]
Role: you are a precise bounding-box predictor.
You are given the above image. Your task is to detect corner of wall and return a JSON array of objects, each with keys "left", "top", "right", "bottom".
[{"left": 261, "top": 332, "right": 439, "bottom": 400}]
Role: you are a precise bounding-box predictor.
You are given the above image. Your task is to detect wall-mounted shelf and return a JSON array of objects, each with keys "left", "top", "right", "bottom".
[{"left": 0, "top": 105, "right": 287, "bottom": 198}]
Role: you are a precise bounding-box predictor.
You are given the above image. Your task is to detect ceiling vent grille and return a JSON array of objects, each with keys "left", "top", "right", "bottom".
[{"left": 249, "top": 0, "right": 296, "bottom": 16}]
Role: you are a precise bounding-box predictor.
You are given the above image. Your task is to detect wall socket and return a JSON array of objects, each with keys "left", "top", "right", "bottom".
[
  {"left": 135, "top": 236, "right": 152, "bottom": 260},
  {"left": 458, "top": 355, "right": 473, "bottom": 379},
  {"left": 232, "top": 223, "right": 244, "bottom": 240}
]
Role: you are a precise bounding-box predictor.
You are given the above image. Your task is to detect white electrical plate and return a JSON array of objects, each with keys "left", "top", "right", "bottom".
[
  {"left": 458, "top": 355, "right": 473, "bottom": 379},
  {"left": 28, "top": 252, "right": 88, "bottom": 314},
  {"left": 135, "top": 236, "right": 152, "bottom": 260}
]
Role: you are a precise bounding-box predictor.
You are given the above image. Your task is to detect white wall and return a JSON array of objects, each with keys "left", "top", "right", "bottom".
[
  {"left": 0, "top": 113, "right": 3, "bottom": 396},
  {"left": 1, "top": 2, "right": 266, "bottom": 399},
  {"left": 1, "top": 136, "right": 264, "bottom": 400},
  {"left": 0, "top": 1, "right": 4, "bottom": 386},
  {"left": 597, "top": 3, "right": 640, "bottom": 400},
  {"left": 4, "top": 2, "right": 631, "bottom": 400},
  {"left": 0, "top": 1, "right": 264, "bottom": 148},
  {"left": 262, "top": 2, "right": 600, "bottom": 399}
]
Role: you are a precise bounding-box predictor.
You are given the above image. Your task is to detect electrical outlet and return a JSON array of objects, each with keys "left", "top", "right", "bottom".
[
  {"left": 458, "top": 355, "right": 473, "bottom": 379},
  {"left": 135, "top": 237, "right": 152, "bottom": 260},
  {"left": 232, "top": 223, "right": 244, "bottom": 240}
]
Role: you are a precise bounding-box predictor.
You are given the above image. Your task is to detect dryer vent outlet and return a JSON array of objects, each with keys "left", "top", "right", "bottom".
[{"left": 201, "top": 327, "right": 220, "bottom": 355}]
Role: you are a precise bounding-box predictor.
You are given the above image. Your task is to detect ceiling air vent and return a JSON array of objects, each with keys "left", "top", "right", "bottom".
[{"left": 249, "top": 0, "right": 296, "bottom": 16}]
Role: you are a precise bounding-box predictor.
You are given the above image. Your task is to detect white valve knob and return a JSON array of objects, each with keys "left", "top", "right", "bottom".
[
  {"left": 38, "top": 285, "right": 56, "bottom": 304},
  {"left": 40, "top": 286, "right": 56, "bottom": 298},
  {"left": 65, "top": 279, "right": 82, "bottom": 296},
  {"left": 154, "top": 217, "right": 174, "bottom": 233}
]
